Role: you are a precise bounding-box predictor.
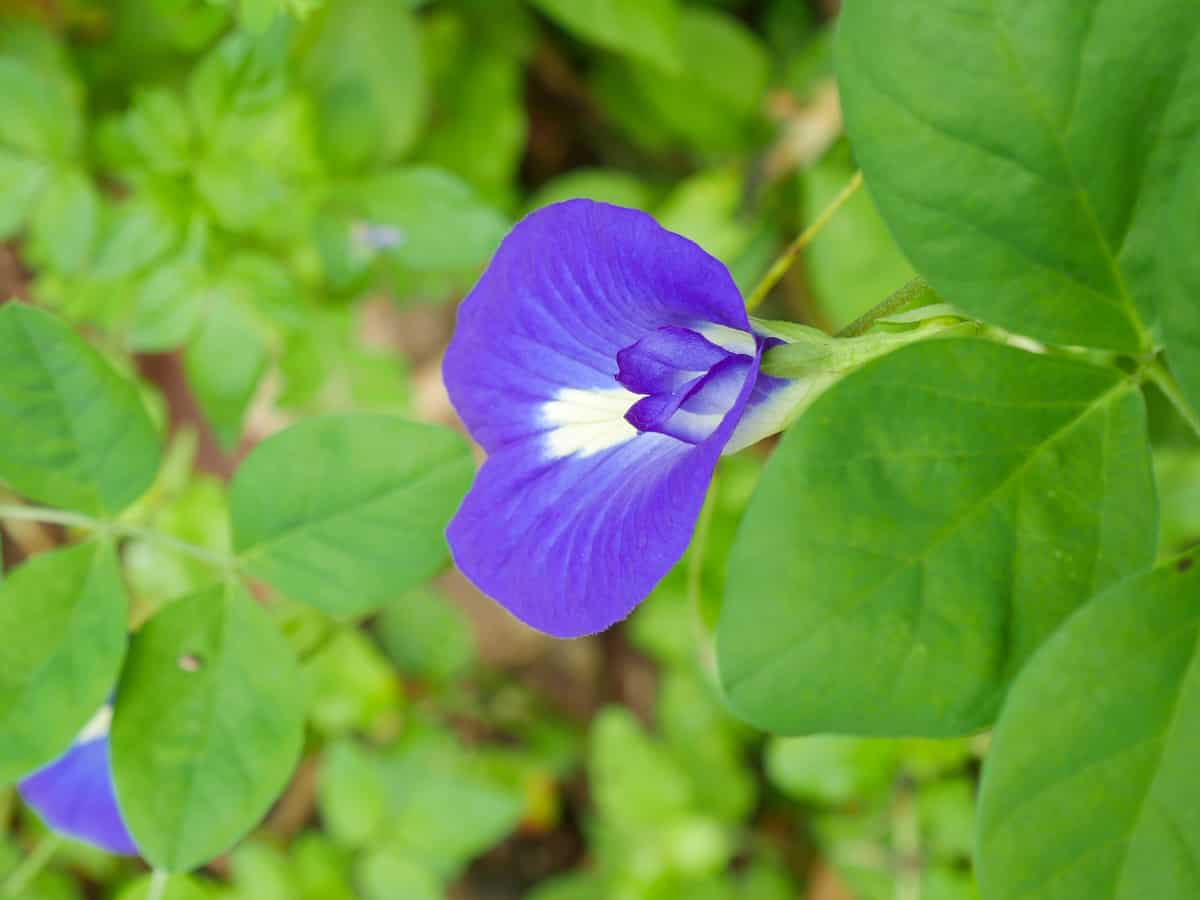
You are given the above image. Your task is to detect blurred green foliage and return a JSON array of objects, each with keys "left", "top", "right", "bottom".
[{"left": 5, "top": 0, "right": 1195, "bottom": 896}]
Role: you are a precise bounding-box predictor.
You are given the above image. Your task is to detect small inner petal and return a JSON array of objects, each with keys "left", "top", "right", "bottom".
[
  {"left": 615, "top": 325, "right": 732, "bottom": 396},
  {"left": 677, "top": 355, "right": 752, "bottom": 415},
  {"left": 625, "top": 382, "right": 697, "bottom": 434},
  {"left": 622, "top": 341, "right": 755, "bottom": 446},
  {"left": 655, "top": 355, "right": 754, "bottom": 443}
]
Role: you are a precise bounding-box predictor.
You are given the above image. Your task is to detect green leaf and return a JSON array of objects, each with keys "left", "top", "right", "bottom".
[
  {"left": 718, "top": 339, "right": 1157, "bottom": 736},
  {"left": 302, "top": 0, "right": 426, "bottom": 167},
  {"left": 291, "top": 834, "right": 357, "bottom": 900},
  {"left": 130, "top": 259, "right": 207, "bottom": 352},
  {"left": 0, "top": 57, "right": 80, "bottom": 159},
  {"left": 591, "top": 707, "right": 693, "bottom": 829},
  {"left": 531, "top": 0, "right": 680, "bottom": 70},
  {"left": 1154, "top": 447, "right": 1200, "bottom": 556},
  {"left": 595, "top": 8, "right": 768, "bottom": 155},
  {"left": 236, "top": 0, "right": 326, "bottom": 31},
  {"left": 112, "top": 583, "right": 306, "bottom": 872},
  {"left": 765, "top": 736, "right": 900, "bottom": 807},
  {"left": 355, "top": 167, "right": 508, "bottom": 272},
  {"left": 0, "top": 305, "right": 160, "bottom": 515},
  {"left": 28, "top": 168, "right": 98, "bottom": 275},
  {"left": 836, "top": 0, "right": 1200, "bottom": 351},
  {"left": 918, "top": 779, "right": 976, "bottom": 862},
  {"left": 277, "top": 308, "right": 410, "bottom": 414},
  {"left": 375, "top": 587, "right": 476, "bottom": 684},
  {"left": 120, "top": 87, "right": 193, "bottom": 175},
  {"left": 356, "top": 852, "right": 441, "bottom": 900},
  {"left": 657, "top": 671, "right": 756, "bottom": 824},
  {"left": 417, "top": 47, "right": 525, "bottom": 206},
  {"left": 0, "top": 150, "right": 48, "bottom": 237},
  {"left": 92, "top": 198, "right": 180, "bottom": 280},
  {"left": 0, "top": 542, "right": 127, "bottom": 784},
  {"left": 1162, "top": 138, "right": 1200, "bottom": 417},
  {"left": 304, "top": 630, "right": 401, "bottom": 737},
  {"left": 354, "top": 725, "right": 523, "bottom": 877},
  {"left": 115, "top": 873, "right": 215, "bottom": 900},
  {"left": 187, "top": 33, "right": 287, "bottom": 138},
  {"left": 193, "top": 158, "right": 286, "bottom": 233},
  {"left": 317, "top": 740, "right": 389, "bottom": 847},
  {"left": 222, "top": 843, "right": 295, "bottom": 900},
  {"left": 231, "top": 414, "right": 474, "bottom": 616},
  {"left": 977, "top": 553, "right": 1200, "bottom": 899},
  {"left": 184, "top": 292, "right": 268, "bottom": 452}
]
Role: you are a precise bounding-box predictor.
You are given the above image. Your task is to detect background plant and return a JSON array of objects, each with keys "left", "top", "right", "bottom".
[{"left": 1, "top": 0, "right": 1197, "bottom": 899}]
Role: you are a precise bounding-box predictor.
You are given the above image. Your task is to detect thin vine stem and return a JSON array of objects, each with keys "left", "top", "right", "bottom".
[
  {"left": 745, "top": 170, "right": 864, "bottom": 312},
  {"left": 836, "top": 277, "right": 931, "bottom": 338},
  {"left": 0, "top": 505, "right": 235, "bottom": 571},
  {"left": 0, "top": 505, "right": 96, "bottom": 530},
  {"left": 117, "top": 524, "right": 235, "bottom": 570},
  {"left": 2, "top": 833, "right": 61, "bottom": 898},
  {"left": 1147, "top": 361, "right": 1200, "bottom": 441},
  {"left": 146, "top": 869, "right": 170, "bottom": 900}
]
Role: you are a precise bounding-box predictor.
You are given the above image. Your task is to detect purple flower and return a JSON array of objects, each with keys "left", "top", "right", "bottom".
[
  {"left": 18, "top": 704, "right": 138, "bottom": 856},
  {"left": 443, "top": 200, "right": 797, "bottom": 637}
]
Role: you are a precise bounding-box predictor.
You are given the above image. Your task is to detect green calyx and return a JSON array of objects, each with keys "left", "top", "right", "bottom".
[{"left": 754, "top": 312, "right": 976, "bottom": 380}]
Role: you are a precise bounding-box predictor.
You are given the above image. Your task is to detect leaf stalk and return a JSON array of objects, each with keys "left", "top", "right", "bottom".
[{"left": 745, "top": 170, "right": 865, "bottom": 312}]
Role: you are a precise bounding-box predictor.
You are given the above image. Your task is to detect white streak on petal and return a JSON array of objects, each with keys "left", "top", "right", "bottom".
[
  {"left": 695, "top": 322, "right": 756, "bottom": 356},
  {"left": 77, "top": 706, "right": 113, "bottom": 744},
  {"left": 541, "top": 386, "right": 640, "bottom": 459}
]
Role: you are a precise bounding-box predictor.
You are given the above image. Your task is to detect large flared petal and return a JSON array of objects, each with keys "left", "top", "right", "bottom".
[
  {"left": 443, "top": 200, "right": 750, "bottom": 455},
  {"left": 19, "top": 722, "right": 137, "bottom": 856}
]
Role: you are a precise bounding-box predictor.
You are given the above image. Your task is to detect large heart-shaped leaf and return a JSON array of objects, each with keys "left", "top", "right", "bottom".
[
  {"left": 1163, "top": 138, "right": 1200, "bottom": 418},
  {"left": 836, "top": 0, "right": 1200, "bottom": 351},
  {"left": 0, "top": 304, "right": 160, "bottom": 515},
  {"left": 0, "top": 541, "right": 127, "bottom": 784},
  {"left": 977, "top": 552, "right": 1200, "bottom": 899},
  {"left": 231, "top": 414, "right": 474, "bottom": 616},
  {"left": 717, "top": 339, "right": 1156, "bottom": 736},
  {"left": 112, "top": 583, "right": 305, "bottom": 871}
]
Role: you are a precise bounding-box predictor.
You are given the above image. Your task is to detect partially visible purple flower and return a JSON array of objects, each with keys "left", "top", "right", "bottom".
[
  {"left": 18, "top": 704, "right": 138, "bottom": 856},
  {"left": 351, "top": 221, "right": 406, "bottom": 253},
  {"left": 443, "top": 200, "right": 798, "bottom": 637}
]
